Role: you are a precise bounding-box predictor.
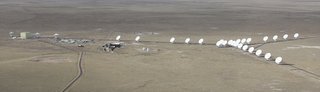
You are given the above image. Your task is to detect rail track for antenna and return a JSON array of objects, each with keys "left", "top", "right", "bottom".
[
  {"left": 61, "top": 52, "right": 85, "bottom": 92},
  {"left": 251, "top": 37, "right": 320, "bottom": 81}
]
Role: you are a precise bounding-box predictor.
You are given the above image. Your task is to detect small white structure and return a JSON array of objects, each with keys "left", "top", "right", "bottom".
[
  {"left": 283, "top": 34, "right": 288, "bottom": 40},
  {"left": 170, "top": 37, "right": 175, "bottom": 44},
  {"left": 275, "top": 57, "right": 283, "bottom": 64},
  {"left": 263, "top": 36, "right": 268, "bottom": 43},
  {"left": 255, "top": 49, "right": 262, "bottom": 56},
  {"left": 20, "top": 32, "right": 33, "bottom": 39},
  {"left": 53, "top": 33, "right": 60, "bottom": 39},
  {"left": 242, "top": 45, "right": 249, "bottom": 51},
  {"left": 248, "top": 47, "right": 255, "bottom": 53},
  {"left": 9, "top": 32, "right": 14, "bottom": 37},
  {"left": 185, "top": 38, "right": 191, "bottom": 44},
  {"left": 34, "top": 32, "right": 40, "bottom": 38},
  {"left": 198, "top": 38, "right": 204, "bottom": 45},
  {"left": 294, "top": 33, "right": 299, "bottom": 39},
  {"left": 116, "top": 35, "right": 121, "bottom": 41},
  {"left": 264, "top": 53, "right": 272, "bottom": 60},
  {"left": 142, "top": 47, "right": 150, "bottom": 52},
  {"left": 135, "top": 36, "right": 141, "bottom": 42},
  {"left": 246, "top": 38, "right": 252, "bottom": 44}
]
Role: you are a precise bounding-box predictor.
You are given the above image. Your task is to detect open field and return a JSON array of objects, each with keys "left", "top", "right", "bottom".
[{"left": 1, "top": 0, "right": 320, "bottom": 92}]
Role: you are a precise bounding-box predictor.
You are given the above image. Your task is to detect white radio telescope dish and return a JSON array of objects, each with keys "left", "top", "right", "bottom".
[
  {"left": 241, "top": 38, "right": 246, "bottom": 44},
  {"left": 198, "top": 38, "right": 204, "bottom": 45},
  {"left": 222, "top": 40, "right": 228, "bottom": 46},
  {"left": 185, "top": 38, "right": 191, "bottom": 44},
  {"left": 246, "top": 38, "right": 252, "bottom": 44},
  {"left": 263, "top": 36, "right": 268, "bottom": 43},
  {"left": 135, "top": 36, "right": 141, "bottom": 42},
  {"left": 273, "top": 35, "right": 278, "bottom": 41},
  {"left": 255, "top": 49, "right": 262, "bottom": 56},
  {"left": 283, "top": 34, "right": 288, "bottom": 40},
  {"left": 170, "top": 37, "right": 175, "bottom": 43},
  {"left": 116, "top": 35, "right": 121, "bottom": 41},
  {"left": 248, "top": 47, "right": 255, "bottom": 53},
  {"left": 237, "top": 43, "right": 243, "bottom": 49},
  {"left": 294, "top": 33, "right": 299, "bottom": 39},
  {"left": 216, "top": 40, "right": 223, "bottom": 47},
  {"left": 275, "top": 57, "right": 283, "bottom": 64},
  {"left": 227, "top": 40, "right": 233, "bottom": 46},
  {"left": 242, "top": 45, "right": 249, "bottom": 51},
  {"left": 264, "top": 53, "right": 272, "bottom": 60},
  {"left": 236, "top": 39, "right": 241, "bottom": 44}
]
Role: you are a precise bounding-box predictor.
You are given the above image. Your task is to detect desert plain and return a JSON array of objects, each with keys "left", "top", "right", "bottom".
[{"left": 0, "top": 0, "right": 320, "bottom": 92}]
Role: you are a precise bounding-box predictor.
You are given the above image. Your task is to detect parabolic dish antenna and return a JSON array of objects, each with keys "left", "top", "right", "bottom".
[
  {"left": 242, "top": 45, "right": 249, "bottom": 51},
  {"left": 237, "top": 43, "right": 243, "bottom": 49},
  {"left": 241, "top": 38, "right": 247, "bottom": 44},
  {"left": 116, "top": 35, "right": 121, "bottom": 41},
  {"left": 198, "top": 38, "right": 204, "bottom": 45},
  {"left": 170, "top": 37, "right": 175, "bottom": 43},
  {"left": 294, "top": 33, "right": 299, "bottom": 39},
  {"left": 263, "top": 36, "right": 268, "bottom": 43},
  {"left": 275, "top": 57, "right": 283, "bottom": 64},
  {"left": 255, "top": 49, "right": 262, "bottom": 56},
  {"left": 233, "top": 42, "right": 239, "bottom": 47},
  {"left": 273, "top": 35, "right": 278, "bottom": 41},
  {"left": 246, "top": 38, "right": 252, "bottom": 44},
  {"left": 222, "top": 40, "right": 228, "bottom": 46},
  {"left": 236, "top": 39, "right": 241, "bottom": 44},
  {"left": 248, "top": 47, "right": 255, "bottom": 53},
  {"left": 283, "top": 34, "right": 288, "bottom": 40},
  {"left": 185, "top": 38, "right": 191, "bottom": 44},
  {"left": 135, "top": 36, "right": 141, "bottom": 42},
  {"left": 216, "top": 40, "right": 222, "bottom": 47},
  {"left": 228, "top": 40, "right": 233, "bottom": 45},
  {"left": 264, "top": 53, "right": 271, "bottom": 60}
]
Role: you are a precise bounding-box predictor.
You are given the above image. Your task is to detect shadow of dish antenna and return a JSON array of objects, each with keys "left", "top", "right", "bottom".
[{"left": 170, "top": 37, "right": 175, "bottom": 44}]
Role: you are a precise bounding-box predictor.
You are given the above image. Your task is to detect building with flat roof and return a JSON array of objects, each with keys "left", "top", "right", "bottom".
[{"left": 20, "top": 32, "right": 33, "bottom": 39}]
